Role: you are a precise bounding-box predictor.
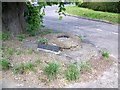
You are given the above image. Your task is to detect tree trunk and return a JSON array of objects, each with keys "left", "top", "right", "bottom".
[{"left": 2, "top": 2, "right": 26, "bottom": 36}]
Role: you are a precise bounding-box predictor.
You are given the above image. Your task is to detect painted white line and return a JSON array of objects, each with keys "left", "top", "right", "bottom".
[
  {"left": 110, "top": 32, "right": 118, "bottom": 35},
  {"left": 96, "top": 29, "right": 103, "bottom": 32}
]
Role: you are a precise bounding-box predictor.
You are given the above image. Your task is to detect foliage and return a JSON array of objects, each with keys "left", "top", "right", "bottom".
[
  {"left": 0, "top": 32, "right": 10, "bottom": 41},
  {"left": 13, "top": 62, "right": 35, "bottom": 74},
  {"left": 44, "top": 62, "right": 59, "bottom": 81},
  {"left": 36, "top": 37, "right": 48, "bottom": 44},
  {"left": 102, "top": 51, "right": 110, "bottom": 60},
  {"left": 18, "top": 34, "right": 26, "bottom": 41},
  {"left": 25, "top": 2, "right": 41, "bottom": 36},
  {"left": 0, "top": 58, "right": 11, "bottom": 70},
  {"left": 25, "top": 2, "right": 66, "bottom": 36},
  {"left": 80, "top": 61, "right": 92, "bottom": 72},
  {"left": 65, "top": 64, "right": 80, "bottom": 81},
  {"left": 77, "top": 2, "right": 119, "bottom": 13},
  {"left": 65, "top": 6, "right": 119, "bottom": 24}
]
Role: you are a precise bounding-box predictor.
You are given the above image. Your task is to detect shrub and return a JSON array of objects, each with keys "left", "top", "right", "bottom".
[
  {"left": 80, "top": 61, "right": 92, "bottom": 72},
  {"left": 102, "top": 51, "right": 110, "bottom": 60},
  {"left": 79, "top": 2, "right": 119, "bottom": 13},
  {"left": 44, "top": 62, "right": 59, "bottom": 81},
  {"left": 36, "top": 37, "right": 48, "bottom": 44},
  {"left": 65, "top": 64, "right": 80, "bottom": 81},
  {"left": 18, "top": 34, "right": 26, "bottom": 41},
  {"left": 0, "top": 58, "right": 11, "bottom": 70},
  {"left": 26, "top": 2, "right": 41, "bottom": 36}
]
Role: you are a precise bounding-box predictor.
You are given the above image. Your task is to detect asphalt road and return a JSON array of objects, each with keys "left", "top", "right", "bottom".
[{"left": 43, "top": 5, "right": 118, "bottom": 59}]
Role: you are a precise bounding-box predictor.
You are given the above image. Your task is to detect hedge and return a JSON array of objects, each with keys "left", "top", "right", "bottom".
[{"left": 76, "top": 2, "right": 119, "bottom": 13}]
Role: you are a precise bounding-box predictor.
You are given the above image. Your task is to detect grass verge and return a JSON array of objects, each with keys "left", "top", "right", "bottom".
[{"left": 65, "top": 6, "right": 119, "bottom": 24}]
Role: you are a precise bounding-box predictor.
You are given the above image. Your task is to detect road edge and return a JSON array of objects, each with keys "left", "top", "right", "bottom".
[{"left": 65, "top": 13, "right": 119, "bottom": 25}]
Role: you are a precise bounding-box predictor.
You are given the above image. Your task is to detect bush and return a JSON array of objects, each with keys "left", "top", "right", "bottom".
[
  {"left": 25, "top": 2, "right": 41, "bottom": 36},
  {"left": 80, "top": 61, "right": 92, "bottom": 73},
  {"left": 0, "top": 58, "right": 11, "bottom": 70},
  {"left": 65, "top": 64, "right": 80, "bottom": 81},
  {"left": 78, "top": 2, "right": 119, "bottom": 13},
  {"left": 44, "top": 62, "right": 59, "bottom": 81},
  {"left": 18, "top": 34, "right": 26, "bottom": 41}
]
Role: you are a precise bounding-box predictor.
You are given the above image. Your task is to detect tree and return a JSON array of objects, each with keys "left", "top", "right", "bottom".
[{"left": 2, "top": 2, "right": 66, "bottom": 36}]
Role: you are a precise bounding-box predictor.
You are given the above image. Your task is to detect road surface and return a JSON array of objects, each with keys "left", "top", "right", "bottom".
[{"left": 43, "top": 5, "right": 118, "bottom": 59}]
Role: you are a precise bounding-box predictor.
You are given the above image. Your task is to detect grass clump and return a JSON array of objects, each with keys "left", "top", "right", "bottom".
[
  {"left": 0, "top": 32, "right": 10, "bottom": 41},
  {"left": 102, "top": 51, "right": 110, "bottom": 60},
  {"left": 44, "top": 62, "right": 60, "bottom": 81},
  {"left": 40, "top": 29, "right": 51, "bottom": 35},
  {"left": 18, "top": 34, "right": 26, "bottom": 41},
  {"left": 34, "top": 59, "right": 41, "bottom": 65},
  {"left": 36, "top": 37, "right": 48, "bottom": 44},
  {"left": 13, "top": 62, "right": 35, "bottom": 74},
  {"left": 65, "top": 64, "right": 80, "bottom": 81},
  {"left": 0, "top": 58, "right": 11, "bottom": 70},
  {"left": 78, "top": 35, "right": 84, "bottom": 41},
  {"left": 27, "top": 49, "right": 34, "bottom": 54},
  {"left": 16, "top": 50, "right": 24, "bottom": 55},
  {"left": 80, "top": 61, "right": 92, "bottom": 73},
  {"left": 3, "top": 48, "right": 15, "bottom": 58}
]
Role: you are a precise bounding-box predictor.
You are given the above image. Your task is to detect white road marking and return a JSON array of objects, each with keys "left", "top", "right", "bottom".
[
  {"left": 96, "top": 29, "right": 118, "bottom": 35},
  {"left": 96, "top": 29, "right": 103, "bottom": 31},
  {"left": 110, "top": 32, "right": 118, "bottom": 35}
]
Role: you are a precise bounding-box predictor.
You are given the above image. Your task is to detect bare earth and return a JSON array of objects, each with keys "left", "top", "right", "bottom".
[{"left": 1, "top": 33, "right": 118, "bottom": 88}]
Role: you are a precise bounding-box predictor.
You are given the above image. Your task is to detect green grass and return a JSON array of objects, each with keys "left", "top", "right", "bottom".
[
  {"left": 34, "top": 59, "right": 41, "bottom": 65},
  {"left": 102, "top": 51, "right": 110, "bottom": 60},
  {"left": 0, "top": 58, "right": 11, "bottom": 70},
  {"left": 65, "top": 6, "right": 119, "bottom": 24},
  {"left": 80, "top": 61, "right": 92, "bottom": 73},
  {"left": 65, "top": 64, "right": 80, "bottom": 81},
  {"left": 44, "top": 62, "right": 60, "bottom": 81},
  {"left": 3, "top": 48, "right": 15, "bottom": 58},
  {"left": 27, "top": 49, "right": 34, "bottom": 54},
  {"left": 0, "top": 32, "right": 10, "bottom": 41},
  {"left": 35, "top": 37, "right": 48, "bottom": 44},
  {"left": 13, "top": 62, "right": 36, "bottom": 74},
  {"left": 40, "top": 29, "right": 52, "bottom": 35},
  {"left": 18, "top": 34, "right": 26, "bottom": 41}
]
